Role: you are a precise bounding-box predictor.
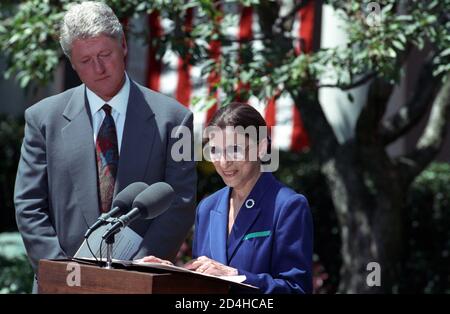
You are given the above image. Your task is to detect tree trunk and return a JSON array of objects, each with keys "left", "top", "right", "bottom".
[
  {"left": 292, "top": 89, "right": 408, "bottom": 293},
  {"left": 322, "top": 142, "right": 405, "bottom": 293}
]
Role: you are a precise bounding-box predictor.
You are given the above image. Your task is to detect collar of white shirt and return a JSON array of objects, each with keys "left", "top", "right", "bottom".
[{"left": 86, "top": 73, "right": 130, "bottom": 117}]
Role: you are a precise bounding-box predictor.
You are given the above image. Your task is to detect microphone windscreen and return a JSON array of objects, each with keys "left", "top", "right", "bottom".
[
  {"left": 132, "top": 182, "right": 175, "bottom": 219},
  {"left": 112, "top": 182, "right": 149, "bottom": 210}
]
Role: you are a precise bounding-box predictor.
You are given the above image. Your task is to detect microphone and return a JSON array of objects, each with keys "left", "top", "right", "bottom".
[
  {"left": 102, "top": 182, "right": 175, "bottom": 239},
  {"left": 84, "top": 182, "right": 149, "bottom": 238}
]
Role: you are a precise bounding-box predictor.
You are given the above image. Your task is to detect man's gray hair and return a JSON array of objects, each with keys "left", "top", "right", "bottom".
[{"left": 59, "top": 1, "right": 124, "bottom": 57}]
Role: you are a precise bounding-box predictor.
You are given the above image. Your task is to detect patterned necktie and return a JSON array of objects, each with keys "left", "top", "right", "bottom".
[{"left": 96, "top": 104, "right": 119, "bottom": 213}]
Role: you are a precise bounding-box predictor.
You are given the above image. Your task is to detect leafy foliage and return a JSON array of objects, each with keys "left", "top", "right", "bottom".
[
  {"left": 0, "top": 232, "right": 33, "bottom": 294},
  {"left": 0, "top": 0, "right": 64, "bottom": 88},
  {"left": 1, "top": 0, "right": 448, "bottom": 98},
  {"left": 0, "top": 114, "right": 23, "bottom": 232},
  {"left": 401, "top": 163, "right": 450, "bottom": 293}
]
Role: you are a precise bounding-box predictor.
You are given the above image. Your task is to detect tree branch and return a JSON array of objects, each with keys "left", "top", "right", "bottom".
[
  {"left": 255, "top": 1, "right": 279, "bottom": 38},
  {"left": 379, "top": 56, "right": 438, "bottom": 146},
  {"left": 252, "top": 1, "right": 296, "bottom": 61},
  {"left": 289, "top": 88, "right": 340, "bottom": 163},
  {"left": 396, "top": 73, "right": 450, "bottom": 185},
  {"left": 355, "top": 77, "right": 394, "bottom": 145},
  {"left": 273, "top": 0, "right": 310, "bottom": 35},
  {"left": 219, "top": 33, "right": 296, "bottom": 44},
  {"left": 317, "top": 72, "right": 377, "bottom": 91}
]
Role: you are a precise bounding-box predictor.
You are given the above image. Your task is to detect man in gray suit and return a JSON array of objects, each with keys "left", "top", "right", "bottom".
[{"left": 14, "top": 1, "right": 197, "bottom": 287}]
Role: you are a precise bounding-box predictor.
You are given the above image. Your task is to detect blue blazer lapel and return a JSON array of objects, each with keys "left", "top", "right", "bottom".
[
  {"left": 227, "top": 173, "right": 274, "bottom": 262},
  {"left": 209, "top": 187, "right": 230, "bottom": 264},
  {"left": 116, "top": 81, "right": 156, "bottom": 192},
  {"left": 62, "top": 85, "right": 99, "bottom": 227}
]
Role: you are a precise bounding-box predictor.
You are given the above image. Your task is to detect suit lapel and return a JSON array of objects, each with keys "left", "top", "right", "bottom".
[
  {"left": 227, "top": 173, "right": 274, "bottom": 262},
  {"left": 116, "top": 81, "right": 155, "bottom": 192},
  {"left": 62, "top": 85, "right": 99, "bottom": 227},
  {"left": 209, "top": 188, "right": 230, "bottom": 264}
]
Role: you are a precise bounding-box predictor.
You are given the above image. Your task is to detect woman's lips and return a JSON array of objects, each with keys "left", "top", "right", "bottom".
[{"left": 223, "top": 170, "right": 238, "bottom": 177}]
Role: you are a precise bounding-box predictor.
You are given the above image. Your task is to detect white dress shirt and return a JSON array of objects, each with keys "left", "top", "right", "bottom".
[{"left": 86, "top": 73, "right": 130, "bottom": 155}]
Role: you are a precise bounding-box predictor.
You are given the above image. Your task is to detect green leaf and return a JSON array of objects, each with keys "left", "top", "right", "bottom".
[
  {"left": 427, "top": 0, "right": 439, "bottom": 10},
  {"left": 440, "top": 48, "right": 450, "bottom": 57},
  {"left": 392, "top": 40, "right": 404, "bottom": 51},
  {"left": 381, "top": 3, "right": 394, "bottom": 15},
  {"left": 433, "top": 64, "right": 450, "bottom": 77},
  {"left": 8, "top": 33, "right": 20, "bottom": 45},
  {"left": 19, "top": 75, "right": 31, "bottom": 88},
  {"left": 396, "top": 15, "right": 413, "bottom": 22},
  {"left": 387, "top": 47, "right": 397, "bottom": 58},
  {"left": 397, "top": 33, "right": 407, "bottom": 44},
  {"left": 415, "top": 37, "right": 425, "bottom": 50},
  {"left": 426, "top": 15, "right": 437, "bottom": 24}
]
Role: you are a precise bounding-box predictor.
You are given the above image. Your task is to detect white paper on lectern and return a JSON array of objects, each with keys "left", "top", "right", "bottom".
[
  {"left": 219, "top": 275, "right": 247, "bottom": 283},
  {"left": 74, "top": 223, "right": 143, "bottom": 260},
  {"left": 132, "top": 260, "right": 247, "bottom": 284}
]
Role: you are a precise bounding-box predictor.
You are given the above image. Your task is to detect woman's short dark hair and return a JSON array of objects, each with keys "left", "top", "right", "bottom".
[
  {"left": 205, "top": 102, "right": 271, "bottom": 156},
  {"left": 207, "top": 102, "right": 267, "bottom": 131}
]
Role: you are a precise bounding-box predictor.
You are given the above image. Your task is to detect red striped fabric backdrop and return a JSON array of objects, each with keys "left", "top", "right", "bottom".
[{"left": 136, "top": 3, "right": 316, "bottom": 152}]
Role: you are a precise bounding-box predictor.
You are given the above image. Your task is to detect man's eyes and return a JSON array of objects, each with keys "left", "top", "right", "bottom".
[{"left": 79, "top": 52, "right": 111, "bottom": 63}]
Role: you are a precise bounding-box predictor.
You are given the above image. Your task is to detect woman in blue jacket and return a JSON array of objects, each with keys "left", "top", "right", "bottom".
[{"left": 143, "top": 102, "right": 313, "bottom": 293}]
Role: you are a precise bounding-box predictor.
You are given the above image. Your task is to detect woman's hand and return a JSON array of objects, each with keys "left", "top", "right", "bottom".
[
  {"left": 184, "top": 256, "right": 238, "bottom": 276},
  {"left": 135, "top": 255, "right": 173, "bottom": 266}
]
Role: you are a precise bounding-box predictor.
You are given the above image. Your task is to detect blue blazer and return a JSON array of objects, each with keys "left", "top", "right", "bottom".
[{"left": 193, "top": 172, "right": 313, "bottom": 294}]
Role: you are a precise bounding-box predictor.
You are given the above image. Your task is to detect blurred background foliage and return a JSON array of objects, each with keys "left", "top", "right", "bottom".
[
  {"left": 0, "top": 114, "right": 23, "bottom": 233},
  {"left": 0, "top": 232, "right": 34, "bottom": 294},
  {"left": 4, "top": 116, "right": 448, "bottom": 293},
  {"left": 1, "top": 0, "right": 449, "bottom": 94}
]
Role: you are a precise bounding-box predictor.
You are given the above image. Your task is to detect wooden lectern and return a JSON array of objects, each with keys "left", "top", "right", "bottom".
[{"left": 38, "top": 259, "right": 238, "bottom": 294}]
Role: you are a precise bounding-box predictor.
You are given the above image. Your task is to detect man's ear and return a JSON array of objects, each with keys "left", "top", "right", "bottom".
[{"left": 121, "top": 34, "right": 128, "bottom": 57}]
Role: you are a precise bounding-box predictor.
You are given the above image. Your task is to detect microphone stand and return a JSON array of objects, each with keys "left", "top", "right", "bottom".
[
  {"left": 104, "top": 233, "right": 115, "bottom": 269},
  {"left": 103, "top": 225, "right": 120, "bottom": 269}
]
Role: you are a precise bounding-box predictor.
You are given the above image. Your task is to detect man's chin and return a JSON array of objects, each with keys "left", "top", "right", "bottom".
[{"left": 89, "top": 88, "right": 116, "bottom": 102}]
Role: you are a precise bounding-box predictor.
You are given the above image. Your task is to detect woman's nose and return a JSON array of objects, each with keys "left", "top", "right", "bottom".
[{"left": 219, "top": 152, "right": 233, "bottom": 168}]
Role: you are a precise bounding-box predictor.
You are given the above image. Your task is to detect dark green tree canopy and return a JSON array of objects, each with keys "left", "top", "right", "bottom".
[{"left": 1, "top": 0, "right": 448, "bottom": 93}]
